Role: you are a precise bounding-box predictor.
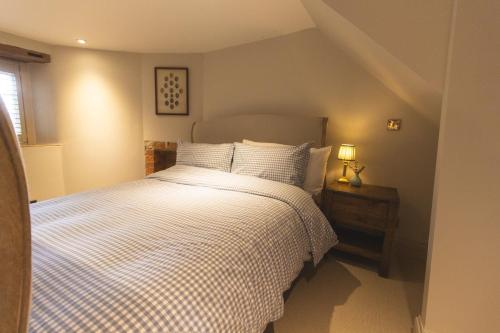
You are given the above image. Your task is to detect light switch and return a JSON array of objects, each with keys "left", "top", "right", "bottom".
[{"left": 387, "top": 119, "right": 401, "bottom": 131}]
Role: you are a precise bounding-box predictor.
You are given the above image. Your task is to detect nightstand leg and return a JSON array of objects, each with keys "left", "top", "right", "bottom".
[{"left": 379, "top": 228, "right": 396, "bottom": 278}]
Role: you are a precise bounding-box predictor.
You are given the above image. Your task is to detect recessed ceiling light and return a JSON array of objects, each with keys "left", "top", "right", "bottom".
[{"left": 76, "top": 39, "right": 87, "bottom": 45}]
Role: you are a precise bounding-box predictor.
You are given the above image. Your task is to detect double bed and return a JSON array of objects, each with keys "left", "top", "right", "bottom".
[{"left": 0, "top": 110, "right": 337, "bottom": 333}]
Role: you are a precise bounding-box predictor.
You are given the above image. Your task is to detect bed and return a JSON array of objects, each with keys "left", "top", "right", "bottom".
[{"left": 0, "top": 108, "right": 337, "bottom": 333}]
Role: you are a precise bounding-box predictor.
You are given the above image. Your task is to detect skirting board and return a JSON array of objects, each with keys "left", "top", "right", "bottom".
[{"left": 413, "top": 315, "right": 426, "bottom": 333}]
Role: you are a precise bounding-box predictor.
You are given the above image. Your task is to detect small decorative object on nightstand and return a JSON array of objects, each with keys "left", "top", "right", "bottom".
[
  {"left": 322, "top": 182, "right": 399, "bottom": 277},
  {"left": 337, "top": 144, "right": 356, "bottom": 183},
  {"left": 348, "top": 161, "right": 365, "bottom": 187}
]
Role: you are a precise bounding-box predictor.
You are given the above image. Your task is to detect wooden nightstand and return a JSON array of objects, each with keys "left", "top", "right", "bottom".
[
  {"left": 154, "top": 145, "right": 177, "bottom": 171},
  {"left": 145, "top": 141, "right": 177, "bottom": 175},
  {"left": 322, "top": 182, "right": 399, "bottom": 277}
]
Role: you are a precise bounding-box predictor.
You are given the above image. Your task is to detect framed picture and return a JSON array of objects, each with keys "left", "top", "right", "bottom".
[{"left": 155, "top": 67, "right": 189, "bottom": 115}]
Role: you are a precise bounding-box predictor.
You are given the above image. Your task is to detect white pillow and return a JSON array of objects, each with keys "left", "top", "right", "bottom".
[
  {"left": 242, "top": 139, "right": 331, "bottom": 194},
  {"left": 303, "top": 146, "right": 332, "bottom": 194}
]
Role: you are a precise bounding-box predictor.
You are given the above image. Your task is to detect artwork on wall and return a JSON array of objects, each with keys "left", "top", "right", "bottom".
[{"left": 155, "top": 67, "right": 189, "bottom": 115}]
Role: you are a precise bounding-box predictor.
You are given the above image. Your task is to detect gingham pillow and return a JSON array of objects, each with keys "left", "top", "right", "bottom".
[
  {"left": 242, "top": 139, "right": 332, "bottom": 195},
  {"left": 176, "top": 142, "right": 234, "bottom": 172},
  {"left": 231, "top": 142, "right": 311, "bottom": 186}
]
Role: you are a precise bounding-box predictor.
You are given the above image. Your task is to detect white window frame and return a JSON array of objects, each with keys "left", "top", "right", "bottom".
[{"left": 0, "top": 59, "right": 36, "bottom": 144}]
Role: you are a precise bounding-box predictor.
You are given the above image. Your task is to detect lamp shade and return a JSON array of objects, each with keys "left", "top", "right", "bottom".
[{"left": 337, "top": 144, "right": 356, "bottom": 161}]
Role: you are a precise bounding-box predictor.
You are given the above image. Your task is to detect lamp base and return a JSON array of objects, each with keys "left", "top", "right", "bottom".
[{"left": 337, "top": 177, "right": 350, "bottom": 183}]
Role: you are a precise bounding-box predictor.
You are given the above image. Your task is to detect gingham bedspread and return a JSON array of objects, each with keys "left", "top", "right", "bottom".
[{"left": 29, "top": 165, "right": 337, "bottom": 333}]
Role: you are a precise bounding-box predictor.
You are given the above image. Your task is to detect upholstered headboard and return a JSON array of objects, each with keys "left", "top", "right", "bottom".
[{"left": 192, "top": 114, "right": 328, "bottom": 147}]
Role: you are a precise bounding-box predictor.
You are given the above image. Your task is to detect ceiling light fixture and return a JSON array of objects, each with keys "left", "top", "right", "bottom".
[{"left": 76, "top": 39, "right": 87, "bottom": 45}]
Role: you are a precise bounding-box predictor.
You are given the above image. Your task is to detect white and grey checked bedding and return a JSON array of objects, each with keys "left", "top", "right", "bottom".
[
  {"left": 176, "top": 142, "right": 234, "bottom": 172},
  {"left": 29, "top": 165, "right": 337, "bottom": 333},
  {"left": 231, "top": 142, "right": 311, "bottom": 187}
]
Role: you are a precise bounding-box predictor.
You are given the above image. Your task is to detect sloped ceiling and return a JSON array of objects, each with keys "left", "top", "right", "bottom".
[
  {"left": 0, "top": 0, "right": 314, "bottom": 53},
  {"left": 302, "top": 0, "right": 454, "bottom": 122},
  {"left": 322, "top": 0, "right": 453, "bottom": 93},
  {"left": 1, "top": 0, "right": 453, "bottom": 121}
]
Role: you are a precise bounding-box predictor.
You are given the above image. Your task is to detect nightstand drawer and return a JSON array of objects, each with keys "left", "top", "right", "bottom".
[{"left": 330, "top": 195, "right": 389, "bottom": 230}]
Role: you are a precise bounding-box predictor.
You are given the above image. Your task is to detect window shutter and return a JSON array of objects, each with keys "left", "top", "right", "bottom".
[{"left": 0, "top": 70, "right": 23, "bottom": 137}]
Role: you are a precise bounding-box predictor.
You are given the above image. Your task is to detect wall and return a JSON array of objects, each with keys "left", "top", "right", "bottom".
[
  {"left": 420, "top": 0, "right": 500, "bottom": 332},
  {"left": 141, "top": 53, "right": 204, "bottom": 142},
  {"left": 29, "top": 62, "right": 58, "bottom": 143},
  {"left": 203, "top": 28, "right": 438, "bottom": 249},
  {"left": 46, "top": 47, "right": 144, "bottom": 193},
  {"left": 1, "top": 31, "right": 145, "bottom": 195}
]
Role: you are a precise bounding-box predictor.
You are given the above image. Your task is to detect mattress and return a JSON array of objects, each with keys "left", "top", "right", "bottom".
[{"left": 29, "top": 165, "right": 337, "bottom": 332}]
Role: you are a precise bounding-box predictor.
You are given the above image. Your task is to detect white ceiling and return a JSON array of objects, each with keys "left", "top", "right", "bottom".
[{"left": 0, "top": 0, "right": 315, "bottom": 53}]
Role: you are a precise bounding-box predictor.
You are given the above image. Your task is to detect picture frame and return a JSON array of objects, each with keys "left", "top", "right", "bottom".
[{"left": 155, "top": 67, "right": 189, "bottom": 116}]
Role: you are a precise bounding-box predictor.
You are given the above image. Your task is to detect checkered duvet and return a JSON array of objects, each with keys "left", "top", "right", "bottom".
[{"left": 29, "top": 165, "right": 337, "bottom": 332}]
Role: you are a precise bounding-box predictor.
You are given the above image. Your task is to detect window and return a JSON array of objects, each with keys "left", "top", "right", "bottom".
[{"left": 0, "top": 59, "right": 33, "bottom": 144}]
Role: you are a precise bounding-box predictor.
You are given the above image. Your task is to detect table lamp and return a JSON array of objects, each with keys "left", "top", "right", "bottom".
[{"left": 337, "top": 144, "right": 356, "bottom": 183}]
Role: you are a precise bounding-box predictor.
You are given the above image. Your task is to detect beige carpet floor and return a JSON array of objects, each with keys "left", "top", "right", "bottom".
[{"left": 274, "top": 254, "right": 425, "bottom": 333}]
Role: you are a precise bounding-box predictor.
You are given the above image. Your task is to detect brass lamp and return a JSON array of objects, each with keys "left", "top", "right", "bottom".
[{"left": 337, "top": 144, "right": 356, "bottom": 183}]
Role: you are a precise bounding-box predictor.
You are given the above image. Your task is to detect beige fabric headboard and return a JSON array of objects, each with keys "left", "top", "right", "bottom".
[{"left": 192, "top": 114, "right": 328, "bottom": 147}]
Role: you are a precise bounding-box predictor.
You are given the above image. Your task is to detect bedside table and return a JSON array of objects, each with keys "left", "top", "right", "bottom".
[
  {"left": 322, "top": 182, "right": 399, "bottom": 277},
  {"left": 154, "top": 146, "right": 177, "bottom": 171}
]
